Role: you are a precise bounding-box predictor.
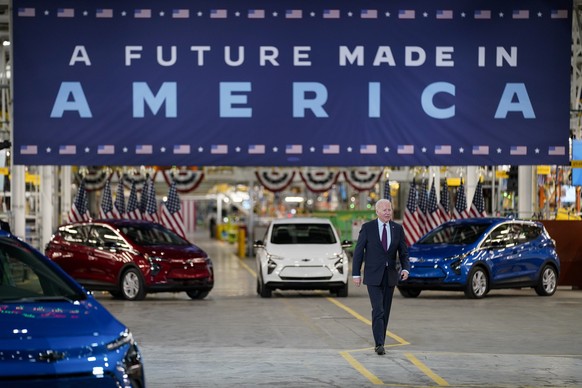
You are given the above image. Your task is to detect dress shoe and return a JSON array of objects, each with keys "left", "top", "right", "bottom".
[{"left": 375, "top": 345, "right": 385, "bottom": 355}]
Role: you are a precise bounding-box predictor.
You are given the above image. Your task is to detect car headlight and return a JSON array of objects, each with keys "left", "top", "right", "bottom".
[
  {"left": 266, "top": 258, "right": 278, "bottom": 274},
  {"left": 108, "top": 329, "right": 145, "bottom": 387},
  {"left": 145, "top": 255, "right": 163, "bottom": 276},
  {"left": 107, "top": 329, "right": 134, "bottom": 351}
]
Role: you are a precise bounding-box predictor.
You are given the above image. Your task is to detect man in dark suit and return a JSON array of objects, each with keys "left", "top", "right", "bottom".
[{"left": 352, "top": 198, "right": 410, "bottom": 355}]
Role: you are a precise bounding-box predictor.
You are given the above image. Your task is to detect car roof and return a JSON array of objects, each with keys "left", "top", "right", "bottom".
[
  {"left": 441, "top": 217, "right": 540, "bottom": 228},
  {"left": 61, "top": 219, "right": 160, "bottom": 228},
  {"left": 270, "top": 217, "right": 333, "bottom": 225}
]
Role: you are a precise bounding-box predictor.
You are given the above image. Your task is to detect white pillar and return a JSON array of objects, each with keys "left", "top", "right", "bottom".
[
  {"left": 10, "top": 165, "right": 26, "bottom": 238},
  {"left": 518, "top": 166, "right": 534, "bottom": 218},
  {"left": 40, "top": 166, "right": 54, "bottom": 248},
  {"left": 61, "top": 166, "right": 72, "bottom": 223},
  {"left": 247, "top": 181, "right": 254, "bottom": 257},
  {"left": 465, "top": 166, "right": 479, "bottom": 206}
]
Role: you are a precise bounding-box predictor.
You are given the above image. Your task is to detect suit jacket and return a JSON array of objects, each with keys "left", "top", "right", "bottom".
[{"left": 352, "top": 219, "right": 410, "bottom": 286}]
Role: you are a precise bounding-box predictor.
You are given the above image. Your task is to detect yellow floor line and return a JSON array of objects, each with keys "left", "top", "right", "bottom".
[
  {"left": 339, "top": 351, "right": 384, "bottom": 385},
  {"left": 236, "top": 256, "right": 257, "bottom": 277},
  {"left": 405, "top": 353, "right": 450, "bottom": 386},
  {"left": 328, "top": 297, "right": 449, "bottom": 386},
  {"left": 326, "top": 297, "right": 409, "bottom": 346}
]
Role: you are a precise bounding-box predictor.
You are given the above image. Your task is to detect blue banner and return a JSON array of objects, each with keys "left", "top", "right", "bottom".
[{"left": 13, "top": 0, "right": 572, "bottom": 166}]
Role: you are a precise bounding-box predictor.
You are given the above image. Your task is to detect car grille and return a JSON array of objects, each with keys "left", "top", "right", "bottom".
[{"left": 278, "top": 266, "right": 333, "bottom": 280}]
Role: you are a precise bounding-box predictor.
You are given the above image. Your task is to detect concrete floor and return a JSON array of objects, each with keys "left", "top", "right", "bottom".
[{"left": 96, "top": 231, "right": 582, "bottom": 388}]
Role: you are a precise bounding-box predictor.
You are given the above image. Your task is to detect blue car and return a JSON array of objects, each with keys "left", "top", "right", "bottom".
[
  {"left": 0, "top": 228, "right": 145, "bottom": 387},
  {"left": 398, "top": 218, "right": 560, "bottom": 299}
]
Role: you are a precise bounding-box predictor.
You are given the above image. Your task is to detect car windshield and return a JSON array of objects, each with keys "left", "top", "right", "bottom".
[
  {"left": 120, "top": 224, "right": 190, "bottom": 246},
  {"left": 270, "top": 223, "right": 337, "bottom": 244},
  {"left": 0, "top": 237, "right": 85, "bottom": 302},
  {"left": 417, "top": 223, "right": 491, "bottom": 245}
]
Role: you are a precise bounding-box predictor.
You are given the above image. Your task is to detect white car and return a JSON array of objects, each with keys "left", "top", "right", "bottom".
[{"left": 254, "top": 218, "right": 351, "bottom": 298}]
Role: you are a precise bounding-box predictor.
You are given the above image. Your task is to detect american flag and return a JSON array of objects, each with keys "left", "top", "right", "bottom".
[
  {"left": 439, "top": 179, "right": 451, "bottom": 222},
  {"left": 427, "top": 180, "right": 443, "bottom": 231},
  {"left": 143, "top": 178, "right": 159, "bottom": 223},
  {"left": 126, "top": 181, "right": 141, "bottom": 220},
  {"left": 160, "top": 180, "right": 187, "bottom": 239},
  {"left": 467, "top": 181, "right": 487, "bottom": 218},
  {"left": 417, "top": 180, "right": 429, "bottom": 235},
  {"left": 140, "top": 178, "right": 151, "bottom": 215},
  {"left": 68, "top": 180, "right": 90, "bottom": 223},
  {"left": 453, "top": 181, "right": 468, "bottom": 219},
  {"left": 403, "top": 180, "right": 422, "bottom": 246},
  {"left": 383, "top": 179, "right": 391, "bottom": 200},
  {"left": 99, "top": 180, "right": 115, "bottom": 219},
  {"left": 113, "top": 182, "right": 126, "bottom": 218}
]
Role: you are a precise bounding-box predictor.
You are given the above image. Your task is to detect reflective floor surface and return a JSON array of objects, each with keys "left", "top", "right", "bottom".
[{"left": 96, "top": 231, "right": 582, "bottom": 388}]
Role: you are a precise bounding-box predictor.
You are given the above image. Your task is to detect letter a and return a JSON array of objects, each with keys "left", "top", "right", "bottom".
[
  {"left": 50, "top": 82, "right": 92, "bottom": 118},
  {"left": 494, "top": 83, "right": 535, "bottom": 119}
]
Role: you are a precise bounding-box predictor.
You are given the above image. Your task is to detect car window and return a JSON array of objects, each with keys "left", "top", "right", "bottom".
[
  {"left": 418, "top": 223, "right": 490, "bottom": 245},
  {"left": 87, "top": 225, "right": 124, "bottom": 248},
  {"left": 483, "top": 224, "right": 515, "bottom": 248},
  {"left": 0, "top": 237, "right": 84, "bottom": 302},
  {"left": 513, "top": 224, "right": 542, "bottom": 244},
  {"left": 271, "top": 224, "right": 337, "bottom": 244},
  {"left": 59, "top": 225, "right": 90, "bottom": 244},
  {"left": 120, "top": 224, "right": 190, "bottom": 246}
]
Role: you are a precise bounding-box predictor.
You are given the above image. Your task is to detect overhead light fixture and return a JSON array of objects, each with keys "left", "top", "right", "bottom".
[{"left": 284, "top": 196, "right": 304, "bottom": 203}]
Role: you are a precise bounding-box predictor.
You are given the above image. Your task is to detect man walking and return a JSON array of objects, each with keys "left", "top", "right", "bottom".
[{"left": 352, "top": 198, "right": 410, "bottom": 355}]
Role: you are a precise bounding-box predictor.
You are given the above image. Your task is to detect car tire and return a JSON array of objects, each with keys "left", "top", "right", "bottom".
[
  {"left": 120, "top": 268, "right": 146, "bottom": 301},
  {"left": 334, "top": 283, "right": 348, "bottom": 297},
  {"left": 534, "top": 265, "right": 558, "bottom": 296},
  {"left": 398, "top": 287, "right": 421, "bottom": 298},
  {"left": 186, "top": 290, "right": 210, "bottom": 300},
  {"left": 464, "top": 267, "right": 488, "bottom": 299},
  {"left": 257, "top": 275, "right": 272, "bottom": 298}
]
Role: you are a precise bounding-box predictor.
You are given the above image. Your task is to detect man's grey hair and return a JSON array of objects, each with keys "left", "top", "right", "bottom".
[{"left": 375, "top": 198, "right": 392, "bottom": 211}]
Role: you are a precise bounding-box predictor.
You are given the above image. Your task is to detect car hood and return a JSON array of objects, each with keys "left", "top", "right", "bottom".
[
  {"left": 266, "top": 244, "right": 342, "bottom": 259},
  {"left": 408, "top": 244, "right": 474, "bottom": 261},
  {"left": 137, "top": 244, "right": 208, "bottom": 259},
  {"left": 0, "top": 297, "right": 125, "bottom": 341}
]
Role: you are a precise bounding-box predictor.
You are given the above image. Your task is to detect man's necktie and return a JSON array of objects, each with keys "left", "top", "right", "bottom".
[{"left": 382, "top": 223, "right": 387, "bottom": 251}]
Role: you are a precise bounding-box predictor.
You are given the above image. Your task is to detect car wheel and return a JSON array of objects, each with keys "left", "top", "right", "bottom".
[
  {"left": 258, "top": 275, "right": 272, "bottom": 298},
  {"left": 534, "top": 265, "right": 558, "bottom": 296},
  {"left": 464, "top": 267, "right": 488, "bottom": 299},
  {"left": 120, "top": 268, "right": 146, "bottom": 301},
  {"left": 333, "top": 283, "right": 348, "bottom": 297},
  {"left": 398, "top": 287, "right": 421, "bottom": 298},
  {"left": 186, "top": 290, "right": 210, "bottom": 300}
]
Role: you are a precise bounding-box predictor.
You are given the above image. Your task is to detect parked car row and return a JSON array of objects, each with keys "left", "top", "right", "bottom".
[{"left": 0, "top": 216, "right": 562, "bottom": 386}]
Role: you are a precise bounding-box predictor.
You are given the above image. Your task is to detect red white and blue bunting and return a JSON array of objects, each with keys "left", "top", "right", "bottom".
[
  {"left": 255, "top": 168, "right": 296, "bottom": 192},
  {"left": 343, "top": 168, "right": 384, "bottom": 191},
  {"left": 160, "top": 168, "right": 205, "bottom": 193},
  {"left": 299, "top": 168, "right": 340, "bottom": 193}
]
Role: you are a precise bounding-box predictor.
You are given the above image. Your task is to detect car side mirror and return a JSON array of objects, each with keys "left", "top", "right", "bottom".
[
  {"left": 253, "top": 240, "right": 265, "bottom": 248},
  {"left": 341, "top": 240, "right": 352, "bottom": 249}
]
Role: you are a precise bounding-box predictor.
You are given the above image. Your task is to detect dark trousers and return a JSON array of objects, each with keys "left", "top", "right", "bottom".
[{"left": 366, "top": 267, "right": 395, "bottom": 347}]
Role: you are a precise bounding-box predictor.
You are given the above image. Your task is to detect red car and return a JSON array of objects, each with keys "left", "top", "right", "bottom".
[{"left": 45, "top": 219, "right": 214, "bottom": 300}]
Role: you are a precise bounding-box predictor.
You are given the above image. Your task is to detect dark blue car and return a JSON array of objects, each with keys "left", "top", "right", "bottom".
[
  {"left": 398, "top": 218, "right": 560, "bottom": 299},
  {"left": 0, "top": 229, "right": 145, "bottom": 387}
]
